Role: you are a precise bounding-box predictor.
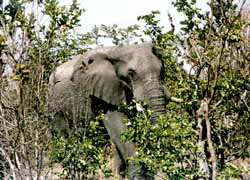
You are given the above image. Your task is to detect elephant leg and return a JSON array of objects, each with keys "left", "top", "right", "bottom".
[
  {"left": 104, "top": 111, "right": 153, "bottom": 180},
  {"left": 50, "top": 111, "right": 72, "bottom": 137}
]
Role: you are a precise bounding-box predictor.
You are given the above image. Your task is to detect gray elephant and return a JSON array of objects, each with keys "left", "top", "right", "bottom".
[{"left": 49, "top": 43, "right": 180, "bottom": 179}]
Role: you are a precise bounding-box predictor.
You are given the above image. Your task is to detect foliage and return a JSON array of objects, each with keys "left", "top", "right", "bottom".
[
  {"left": 120, "top": 100, "right": 200, "bottom": 179},
  {"left": 0, "top": 0, "right": 94, "bottom": 179},
  {"left": 136, "top": 0, "right": 250, "bottom": 179},
  {"left": 217, "top": 163, "right": 243, "bottom": 180},
  {"left": 88, "top": 24, "right": 142, "bottom": 46},
  {"left": 50, "top": 114, "right": 110, "bottom": 179},
  {"left": 0, "top": 0, "right": 249, "bottom": 179},
  {"left": 0, "top": 0, "right": 141, "bottom": 178}
]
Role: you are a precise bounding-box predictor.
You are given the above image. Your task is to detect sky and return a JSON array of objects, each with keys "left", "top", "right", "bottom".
[
  {"left": 63, "top": 0, "right": 210, "bottom": 33},
  {"left": 79, "top": 0, "right": 183, "bottom": 32},
  {"left": 1, "top": 0, "right": 210, "bottom": 34},
  {"left": 4, "top": 0, "right": 249, "bottom": 34}
]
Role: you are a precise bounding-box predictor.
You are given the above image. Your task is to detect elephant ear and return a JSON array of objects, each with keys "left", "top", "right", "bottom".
[{"left": 74, "top": 53, "right": 132, "bottom": 106}]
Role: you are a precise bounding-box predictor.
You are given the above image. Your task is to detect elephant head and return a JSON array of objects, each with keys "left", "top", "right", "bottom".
[
  {"left": 72, "top": 43, "right": 169, "bottom": 121},
  {"left": 111, "top": 44, "right": 167, "bottom": 117}
]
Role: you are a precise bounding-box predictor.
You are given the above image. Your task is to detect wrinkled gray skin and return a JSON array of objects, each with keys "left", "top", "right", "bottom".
[{"left": 49, "top": 43, "right": 170, "bottom": 179}]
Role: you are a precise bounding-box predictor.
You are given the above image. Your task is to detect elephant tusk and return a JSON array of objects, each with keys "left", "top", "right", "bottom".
[
  {"left": 163, "top": 86, "right": 184, "bottom": 103},
  {"left": 136, "top": 102, "right": 148, "bottom": 121},
  {"left": 136, "top": 102, "right": 144, "bottom": 112},
  {"left": 170, "top": 96, "right": 184, "bottom": 103}
]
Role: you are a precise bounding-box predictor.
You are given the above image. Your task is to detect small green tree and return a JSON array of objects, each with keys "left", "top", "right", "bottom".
[
  {"left": 0, "top": 0, "right": 93, "bottom": 179},
  {"left": 130, "top": 0, "right": 250, "bottom": 179}
]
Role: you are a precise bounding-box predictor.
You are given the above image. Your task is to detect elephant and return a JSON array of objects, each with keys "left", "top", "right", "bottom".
[{"left": 48, "top": 43, "right": 181, "bottom": 179}]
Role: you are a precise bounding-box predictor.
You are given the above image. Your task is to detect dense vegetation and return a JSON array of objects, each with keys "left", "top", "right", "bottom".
[{"left": 0, "top": 0, "right": 249, "bottom": 179}]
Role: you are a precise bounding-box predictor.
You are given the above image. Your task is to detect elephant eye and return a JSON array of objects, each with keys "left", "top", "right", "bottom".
[
  {"left": 128, "top": 69, "right": 138, "bottom": 80},
  {"left": 88, "top": 59, "right": 94, "bottom": 65}
]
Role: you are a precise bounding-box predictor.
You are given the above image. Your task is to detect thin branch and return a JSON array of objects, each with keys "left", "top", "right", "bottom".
[
  {"left": 204, "top": 98, "right": 217, "bottom": 180},
  {"left": 0, "top": 147, "right": 17, "bottom": 180},
  {"left": 208, "top": 39, "right": 226, "bottom": 104},
  {"left": 197, "top": 100, "right": 209, "bottom": 176},
  {"left": 238, "top": 0, "right": 247, "bottom": 16},
  {"left": 241, "top": 90, "right": 250, "bottom": 112}
]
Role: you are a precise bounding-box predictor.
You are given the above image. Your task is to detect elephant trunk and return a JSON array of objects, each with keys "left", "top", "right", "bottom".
[{"left": 145, "top": 80, "right": 167, "bottom": 123}]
